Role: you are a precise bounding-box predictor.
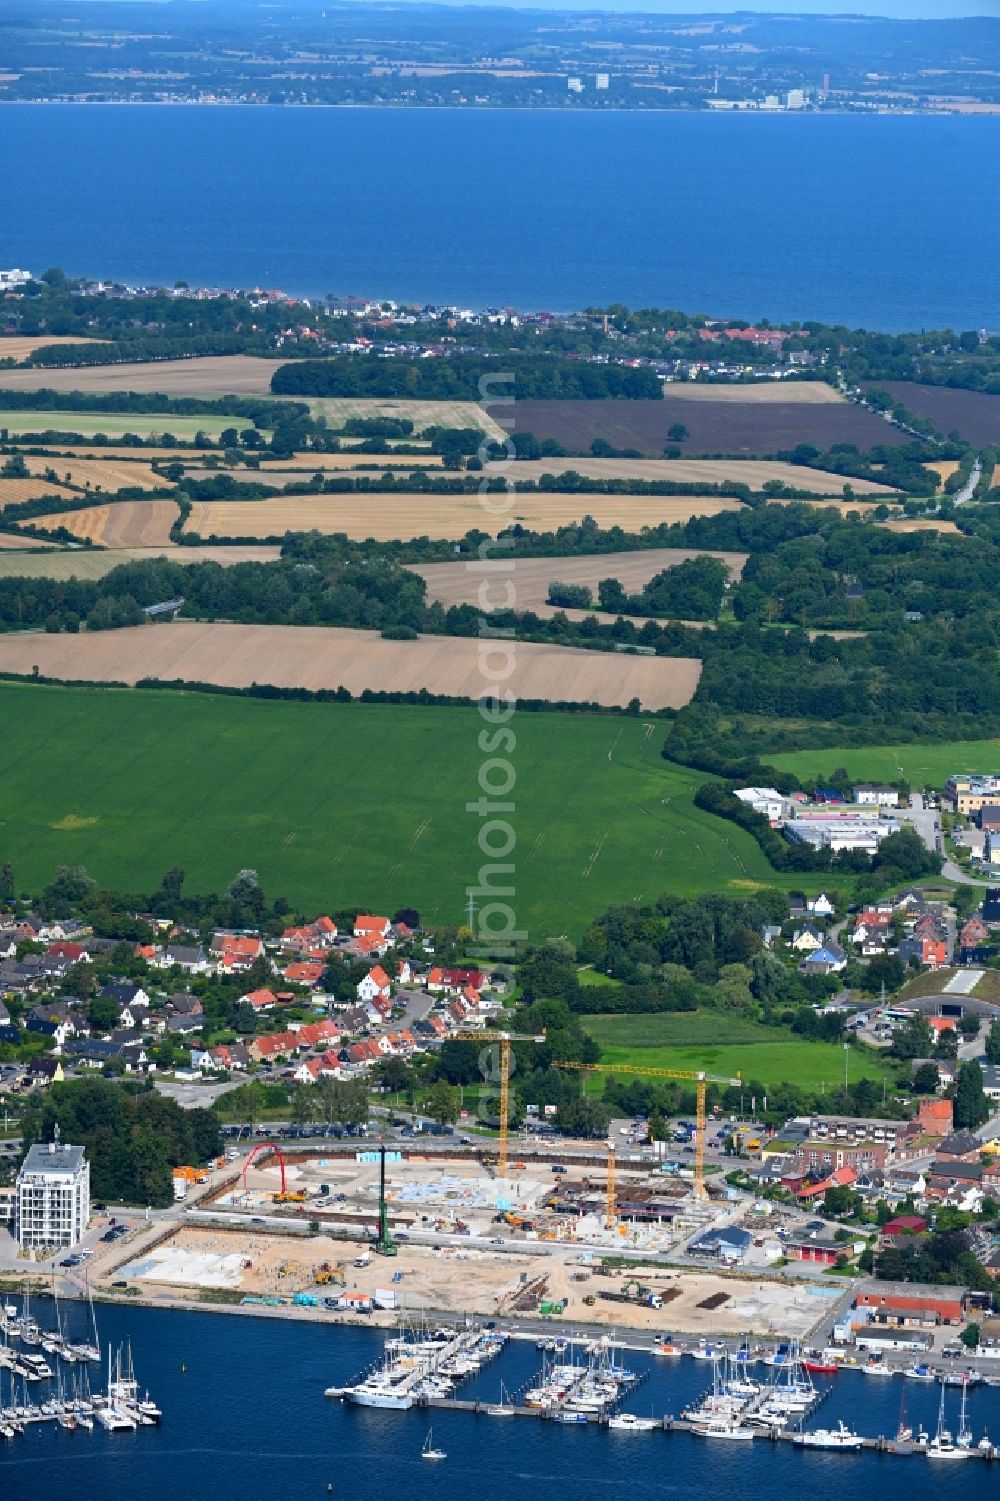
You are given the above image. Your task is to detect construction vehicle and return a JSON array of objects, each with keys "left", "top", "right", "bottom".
[
  {"left": 598, "top": 1279, "right": 662, "bottom": 1310},
  {"left": 554, "top": 1061, "right": 740, "bottom": 1201},
  {"left": 451, "top": 1029, "right": 546, "bottom": 1177},
  {"left": 273, "top": 1190, "right": 307, "bottom": 1204},
  {"left": 242, "top": 1140, "right": 290, "bottom": 1197},
  {"left": 315, "top": 1263, "right": 347, "bottom": 1287}
]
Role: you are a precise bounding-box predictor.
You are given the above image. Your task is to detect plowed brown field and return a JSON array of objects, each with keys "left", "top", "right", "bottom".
[
  {"left": 486, "top": 458, "right": 894, "bottom": 495},
  {"left": 0, "top": 620, "right": 701, "bottom": 711},
  {"left": 415, "top": 547, "right": 748, "bottom": 612}
]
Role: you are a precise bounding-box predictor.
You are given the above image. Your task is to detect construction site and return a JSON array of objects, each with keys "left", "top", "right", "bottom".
[{"left": 103, "top": 1138, "right": 836, "bottom": 1339}]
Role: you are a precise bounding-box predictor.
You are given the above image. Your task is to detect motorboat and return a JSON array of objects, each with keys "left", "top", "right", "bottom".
[
  {"left": 794, "top": 1421, "right": 863, "bottom": 1451},
  {"left": 608, "top": 1413, "right": 659, "bottom": 1432}
]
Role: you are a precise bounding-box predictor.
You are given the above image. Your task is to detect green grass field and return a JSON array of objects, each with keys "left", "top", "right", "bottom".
[
  {"left": 581, "top": 1011, "right": 888, "bottom": 1091},
  {"left": 0, "top": 413, "right": 245, "bottom": 439},
  {"left": 0, "top": 683, "right": 824, "bottom": 939},
  {"left": 771, "top": 738, "right": 1000, "bottom": 787}
]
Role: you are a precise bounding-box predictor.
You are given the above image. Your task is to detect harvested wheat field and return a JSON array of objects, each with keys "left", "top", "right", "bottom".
[
  {"left": 486, "top": 457, "right": 895, "bottom": 495},
  {"left": 415, "top": 547, "right": 748, "bottom": 613},
  {"left": 660, "top": 381, "right": 844, "bottom": 404},
  {"left": 0, "top": 620, "right": 701, "bottom": 710},
  {"left": 302, "top": 397, "right": 507, "bottom": 440},
  {"left": 0, "top": 544, "right": 282, "bottom": 580},
  {"left": 0, "top": 335, "right": 103, "bottom": 361},
  {"left": 256, "top": 453, "right": 443, "bottom": 470},
  {"left": 185, "top": 492, "right": 745, "bottom": 541},
  {"left": 26, "top": 446, "right": 202, "bottom": 462},
  {"left": 0, "top": 531, "right": 51, "bottom": 550},
  {"left": 0, "top": 354, "right": 279, "bottom": 395},
  {"left": 30, "top": 500, "right": 179, "bottom": 547},
  {"left": 924, "top": 460, "right": 960, "bottom": 483},
  {"left": 23, "top": 456, "right": 161, "bottom": 492},
  {"left": 0, "top": 477, "right": 70, "bottom": 506},
  {"left": 881, "top": 518, "right": 961, "bottom": 534},
  {"left": 771, "top": 496, "right": 881, "bottom": 516}
]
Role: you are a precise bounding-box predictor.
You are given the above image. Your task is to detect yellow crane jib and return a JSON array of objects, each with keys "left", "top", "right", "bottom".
[
  {"left": 452, "top": 1029, "right": 547, "bottom": 1177},
  {"left": 553, "top": 1061, "right": 741, "bottom": 1199}
]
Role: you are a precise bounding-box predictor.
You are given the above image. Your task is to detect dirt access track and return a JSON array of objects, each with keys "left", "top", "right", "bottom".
[{"left": 0, "top": 620, "right": 702, "bottom": 710}]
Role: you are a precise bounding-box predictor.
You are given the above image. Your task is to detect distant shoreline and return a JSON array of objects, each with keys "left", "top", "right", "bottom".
[{"left": 0, "top": 99, "right": 995, "bottom": 118}]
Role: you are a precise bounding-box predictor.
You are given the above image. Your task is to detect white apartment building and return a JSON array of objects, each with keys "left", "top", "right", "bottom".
[{"left": 16, "top": 1137, "right": 90, "bottom": 1249}]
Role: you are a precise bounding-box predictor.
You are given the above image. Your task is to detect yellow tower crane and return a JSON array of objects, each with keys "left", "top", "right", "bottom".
[
  {"left": 554, "top": 1062, "right": 741, "bottom": 1199},
  {"left": 452, "top": 1030, "right": 546, "bottom": 1177}
]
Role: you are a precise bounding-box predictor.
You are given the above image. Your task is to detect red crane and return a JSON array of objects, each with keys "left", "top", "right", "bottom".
[{"left": 241, "top": 1141, "right": 287, "bottom": 1195}]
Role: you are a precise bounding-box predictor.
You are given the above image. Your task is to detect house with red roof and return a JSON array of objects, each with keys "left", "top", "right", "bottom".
[
  {"left": 357, "top": 965, "right": 392, "bottom": 1004},
  {"left": 212, "top": 933, "right": 265, "bottom": 972},
  {"left": 284, "top": 960, "right": 326, "bottom": 988},
  {"left": 353, "top": 931, "right": 391, "bottom": 959},
  {"left": 249, "top": 1030, "right": 298, "bottom": 1063},
  {"left": 354, "top": 915, "right": 391, "bottom": 939},
  {"left": 45, "top": 940, "right": 90, "bottom": 964},
  {"left": 281, "top": 916, "right": 338, "bottom": 952},
  {"left": 240, "top": 987, "right": 278, "bottom": 1012},
  {"left": 428, "top": 967, "right": 487, "bottom": 995},
  {"left": 293, "top": 1019, "right": 341, "bottom": 1050},
  {"left": 794, "top": 1164, "right": 858, "bottom": 1201}
]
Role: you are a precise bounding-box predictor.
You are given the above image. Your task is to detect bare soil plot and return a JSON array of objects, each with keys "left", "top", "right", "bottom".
[
  {"left": 0, "top": 544, "right": 282, "bottom": 580},
  {"left": 487, "top": 456, "right": 894, "bottom": 495},
  {"left": 0, "top": 620, "right": 701, "bottom": 711},
  {"left": 992, "top": 463, "right": 1000, "bottom": 490},
  {"left": 415, "top": 546, "right": 748, "bottom": 612},
  {"left": 185, "top": 492, "right": 746, "bottom": 542},
  {"left": 29, "top": 500, "right": 179, "bottom": 547},
  {"left": 511, "top": 396, "right": 893, "bottom": 459},
  {"left": 861, "top": 381, "right": 1000, "bottom": 446},
  {"left": 23, "top": 455, "right": 160, "bottom": 492},
  {"left": 302, "top": 397, "right": 507, "bottom": 440},
  {"left": 0, "top": 335, "right": 102, "bottom": 361},
  {"left": 0, "top": 354, "right": 280, "bottom": 395},
  {"left": 0, "top": 477, "right": 69, "bottom": 506}
]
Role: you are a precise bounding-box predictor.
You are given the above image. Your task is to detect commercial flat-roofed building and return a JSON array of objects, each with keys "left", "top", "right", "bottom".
[
  {"left": 945, "top": 774, "right": 1000, "bottom": 816},
  {"left": 15, "top": 1137, "right": 90, "bottom": 1249},
  {"left": 855, "top": 1280, "right": 966, "bottom": 1326}
]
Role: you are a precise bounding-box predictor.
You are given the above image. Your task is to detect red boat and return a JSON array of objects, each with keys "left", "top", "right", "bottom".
[{"left": 802, "top": 1358, "right": 839, "bottom": 1374}]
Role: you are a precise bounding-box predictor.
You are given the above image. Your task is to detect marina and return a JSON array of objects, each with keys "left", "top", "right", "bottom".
[
  {"left": 5, "top": 1302, "right": 1000, "bottom": 1501},
  {"left": 0, "top": 1293, "right": 160, "bottom": 1445}
]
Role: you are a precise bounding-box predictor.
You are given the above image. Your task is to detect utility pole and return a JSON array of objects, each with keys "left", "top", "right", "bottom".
[{"left": 844, "top": 1042, "right": 850, "bottom": 1090}]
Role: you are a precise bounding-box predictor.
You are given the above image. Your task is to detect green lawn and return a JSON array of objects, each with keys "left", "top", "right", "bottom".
[
  {"left": 0, "top": 684, "right": 823, "bottom": 940},
  {"left": 581, "top": 1011, "right": 888, "bottom": 1091},
  {"left": 770, "top": 738, "right": 1000, "bottom": 788},
  {"left": 0, "top": 412, "right": 246, "bottom": 439}
]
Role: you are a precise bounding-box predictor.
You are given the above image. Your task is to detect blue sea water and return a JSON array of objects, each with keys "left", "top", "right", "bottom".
[
  {"left": 0, "top": 106, "right": 998, "bottom": 329},
  {"left": 1, "top": 1300, "right": 999, "bottom": 1501}
]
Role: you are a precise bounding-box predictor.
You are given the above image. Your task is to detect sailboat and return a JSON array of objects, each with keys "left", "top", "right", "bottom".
[
  {"left": 926, "top": 1384, "right": 970, "bottom": 1460},
  {"left": 422, "top": 1428, "right": 447, "bottom": 1460},
  {"left": 486, "top": 1380, "right": 516, "bottom": 1417}
]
